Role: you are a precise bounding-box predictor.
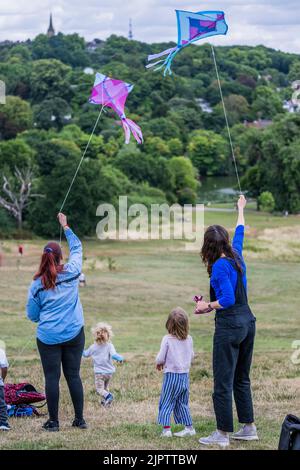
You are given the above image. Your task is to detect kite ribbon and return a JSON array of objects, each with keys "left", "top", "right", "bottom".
[
  {"left": 147, "top": 46, "right": 183, "bottom": 76},
  {"left": 147, "top": 47, "right": 177, "bottom": 62},
  {"left": 122, "top": 118, "right": 143, "bottom": 145}
]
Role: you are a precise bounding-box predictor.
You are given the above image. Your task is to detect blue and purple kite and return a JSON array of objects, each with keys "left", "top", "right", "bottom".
[{"left": 147, "top": 9, "right": 228, "bottom": 76}]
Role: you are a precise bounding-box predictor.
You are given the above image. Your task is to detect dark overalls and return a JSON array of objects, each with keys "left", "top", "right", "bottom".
[{"left": 211, "top": 258, "right": 256, "bottom": 432}]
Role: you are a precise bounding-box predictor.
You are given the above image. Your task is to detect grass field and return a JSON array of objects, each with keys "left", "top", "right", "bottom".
[{"left": 0, "top": 208, "right": 299, "bottom": 450}]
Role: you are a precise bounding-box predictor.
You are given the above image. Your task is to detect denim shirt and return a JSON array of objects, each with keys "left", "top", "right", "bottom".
[{"left": 26, "top": 228, "right": 84, "bottom": 345}]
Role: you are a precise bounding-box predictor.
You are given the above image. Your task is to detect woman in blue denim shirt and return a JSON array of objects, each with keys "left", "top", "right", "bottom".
[{"left": 27, "top": 213, "right": 86, "bottom": 432}]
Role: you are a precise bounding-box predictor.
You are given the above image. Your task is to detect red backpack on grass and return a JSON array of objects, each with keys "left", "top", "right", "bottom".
[{"left": 4, "top": 383, "right": 46, "bottom": 405}]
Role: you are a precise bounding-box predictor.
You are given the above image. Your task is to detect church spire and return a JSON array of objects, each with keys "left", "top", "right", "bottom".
[{"left": 47, "top": 13, "right": 55, "bottom": 38}]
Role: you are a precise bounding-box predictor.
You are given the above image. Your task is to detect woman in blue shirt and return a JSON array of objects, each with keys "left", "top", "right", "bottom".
[
  {"left": 27, "top": 213, "right": 86, "bottom": 432},
  {"left": 196, "top": 196, "right": 257, "bottom": 448}
]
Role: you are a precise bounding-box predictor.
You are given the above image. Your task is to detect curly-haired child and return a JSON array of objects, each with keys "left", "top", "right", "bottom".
[{"left": 83, "top": 323, "right": 123, "bottom": 406}]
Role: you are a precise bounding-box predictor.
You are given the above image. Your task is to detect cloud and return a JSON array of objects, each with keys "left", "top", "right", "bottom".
[{"left": 0, "top": 0, "right": 299, "bottom": 53}]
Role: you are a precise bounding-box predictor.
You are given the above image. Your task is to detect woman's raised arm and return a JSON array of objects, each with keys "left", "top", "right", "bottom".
[
  {"left": 58, "top": 213, "right": 82, "bottom": 275},
  {"left": 236, "top": 195, "right": 246, "bottom": 227}
]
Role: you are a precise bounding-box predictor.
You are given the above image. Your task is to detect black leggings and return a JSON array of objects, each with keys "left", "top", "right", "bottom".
[{"left": 37, "top": 327, "right": 85, "bottom": 422}]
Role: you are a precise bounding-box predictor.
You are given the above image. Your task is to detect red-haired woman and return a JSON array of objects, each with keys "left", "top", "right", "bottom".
[
  {"left": 27, "top": 213, "right": 86, "bottom": 432},
  {"left": 197, "top": 196, "right": 258, "bottom": 448}
]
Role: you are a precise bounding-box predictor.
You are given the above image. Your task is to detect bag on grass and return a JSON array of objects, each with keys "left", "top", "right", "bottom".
[
  {"left": 4, "top": 383, "right": 46, "bottom": 406},
  {"left": 278, "top": 414, "right": 300, "bottom": 450},
  {"left": 7, "top": 404, "right": 44, "bottom": 417}
]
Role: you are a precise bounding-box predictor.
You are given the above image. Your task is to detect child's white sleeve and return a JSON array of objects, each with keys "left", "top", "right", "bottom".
[
  {"left": 82, "top": 346, "right": 92, "bottom": 358},
  {"left": 110, "top": 344, "right": 124, "bottom": 362},
  {"left": 156, "top": 336, "right": 168, "bottom": 365},
  {"left": 0, "top": 348, "right": 8, "bottom": 368}
]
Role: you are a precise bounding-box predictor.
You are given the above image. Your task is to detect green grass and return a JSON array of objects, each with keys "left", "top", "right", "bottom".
[{"left": 0, "top": 208, "right": 299, "bottom": 450}]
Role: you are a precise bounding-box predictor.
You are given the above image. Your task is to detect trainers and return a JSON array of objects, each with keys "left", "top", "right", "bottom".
[
  {"left": 104, "top": 393, "right": 114, "bottom": 406},
  {"left": 42, "top": 420, "right": 59, "bottom": 432},
  {"left": 231, "top": 424, "right": 258, "bottom": 441},
  {"left": 199, "top": 430, "right": 230, "bottom": 448},
  {"left": 0, "top": 422, "right": 11, "bottom": 431},
  {"left": 161, "top": 429, "right": 172, "bottom": 438},
  {"left": 72, "top": 418, "right": 88, "bottom": 429},
  {"left": 174, "top": 427, "right": 196, "bottom": 437}
]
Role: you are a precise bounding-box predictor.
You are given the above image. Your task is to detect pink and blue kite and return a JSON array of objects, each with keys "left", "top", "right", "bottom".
[
  {"left": 89, "top": 73, "right": 143, "bottom": 144},
  {"left": 147, "top": 9, "right": 228, "bottom": 76}
]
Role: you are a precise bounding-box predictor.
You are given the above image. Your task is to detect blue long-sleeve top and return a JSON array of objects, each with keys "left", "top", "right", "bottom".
[
  {"left": 26, "top": 228, "right": 84, "bottom": 345},
  {"left": 210, "top": 225, "right": 247, "bottom": 309}
]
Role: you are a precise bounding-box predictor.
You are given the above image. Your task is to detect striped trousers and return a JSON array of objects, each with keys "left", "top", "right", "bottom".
[{"left": 158, "top": 372, "right": 192, "bottom": 427}]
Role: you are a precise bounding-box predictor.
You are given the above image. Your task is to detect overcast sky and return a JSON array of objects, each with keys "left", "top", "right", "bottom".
[{"left": 0, "top": 0, "right": 300, "bottom": 53}]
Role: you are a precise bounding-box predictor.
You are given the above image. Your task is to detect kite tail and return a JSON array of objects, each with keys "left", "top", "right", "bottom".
[
  {"left": 147, "top": 47, "right": 177, "bottom": 62},
  {"left": 147, "top": 46, "right": 182, "bottom": 76},
  {"left": 121, "top": 118, "right": 143, "bottom": 145}
]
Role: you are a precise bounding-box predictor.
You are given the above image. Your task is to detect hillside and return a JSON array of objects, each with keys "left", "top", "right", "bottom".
[{"left": 0, "top": 33, "right": 300, "bottom": 236}]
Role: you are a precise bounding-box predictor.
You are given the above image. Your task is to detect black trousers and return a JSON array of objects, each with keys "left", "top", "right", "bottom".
[
  {"left": 212, "top": 313, "right": 256, "bottom": 432},
  {"left": 37, "top": 327, "right": 85, "bottom": 422},
  {"left": 0, "top": 385, "right": 7, "bottom": 423}
]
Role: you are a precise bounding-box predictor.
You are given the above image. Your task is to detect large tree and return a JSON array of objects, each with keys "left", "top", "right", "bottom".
[
  {"left": 0, "top": 167, "right": 42, "bottom": 229},
  {"left": 187, "top": 130, "right": 229, "bottom": 176},
  {"left": 0, "top": 96, "right": 33, "bottom": 139}
]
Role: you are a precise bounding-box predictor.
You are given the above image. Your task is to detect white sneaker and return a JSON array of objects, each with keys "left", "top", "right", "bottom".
[
  {"left": 174, "top": 427, "right": 196, "bottom": 437},
  {"left": 199, "top": 430, "right": 230, "bottom": 448},
  {"left": 161, "top": 429, "right": 172, "bottom": 438},
  {"left": 231, "top": 424, "right": 259, "bottom": 441}
]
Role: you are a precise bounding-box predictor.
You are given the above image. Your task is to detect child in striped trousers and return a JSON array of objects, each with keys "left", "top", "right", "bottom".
[{"left": 156, "top": 307, "right": 195, "bottom": 438}]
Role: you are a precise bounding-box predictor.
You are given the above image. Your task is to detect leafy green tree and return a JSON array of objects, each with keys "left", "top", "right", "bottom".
[
  {"left": 242, "top": 114, "right": 300, "bottom": 212},
  {"left": 115, "top": 144, "right": 175, "bottom": 193},
  {"left": 168, "top": 138, "right": 184, "bottom": 156},
  {"left": 144, "top": 136, "right": 170, "bottom": 158},
  {"left": 127, "top": 183, "right": 167, "bottom": 207},
  {"left": 282, "top": 138, "right": 300, "bottom": 212},
  {"left": 34, "top": 98, "right": 71, "bottom": 130},
  {"left": 258, "top": 191, "right": 275, "bottom": 212},
  {"left": 0, "top": 60, "right": 31, "bottom": 98},
  {"left": 252, "top": 86, "right": 284, "bottom": 119},
  {"left": 0, "top": 96, "right": 33, "bottom": 139},
  {"left": 168, "top": 156, "right": 199, "bottom": 204},
  {"left": 59, "top": 124, "right": 105, "bottom": 159},
  {"left": 288, "top": 61, "right": 300, "bottom": 83},
  {"left": 141, "top": 117, "right": 181, "bottom": 140},
  {"left": 0, "top": 139, "right": 35, "bottom": 171},
  {"left": 32, "top": 33, "right": 89, "bottom": 67},
  {"left": 30, "top": 59, "right": 72, "bottom": 102},
  {"left": 28, "top": 152, "right": 130, "bottom": 237},
  {"left": 187, "top": 130, "right": 228, "bottom": 176},
  {"left": 214, "top": 94, "right": 250, "bottom": 126}
]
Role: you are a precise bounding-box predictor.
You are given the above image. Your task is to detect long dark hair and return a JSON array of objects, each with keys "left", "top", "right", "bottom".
[
  {"left": 201, "top": 225, "right": 242, "bottom": 277},
  {"left": 34, "top": 242, "right": 63, "bottom": 290}
]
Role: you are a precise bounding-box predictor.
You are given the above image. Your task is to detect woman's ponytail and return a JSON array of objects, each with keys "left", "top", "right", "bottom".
[{"left": 34, "top": 243, "right": 63, "bottom": 290}]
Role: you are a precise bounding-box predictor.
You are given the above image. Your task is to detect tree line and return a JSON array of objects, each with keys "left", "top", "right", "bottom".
[{"left": 0, "top": 33, "right": 300, "bottom": 236}]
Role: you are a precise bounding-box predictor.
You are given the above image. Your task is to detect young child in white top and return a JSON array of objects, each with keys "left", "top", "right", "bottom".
[
  {"left": 156, "top": 307, "right": 195, "bottom": 438},
  {"left": 83, "top": 323, "right": 123, "bottom": 406}
]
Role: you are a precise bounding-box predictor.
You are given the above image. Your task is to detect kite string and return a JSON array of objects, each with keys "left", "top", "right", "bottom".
[
  {"left": 59, "top": 104, "right": 105, "bottom": 243},
  {"left": 210, "top": 45, "right": 242, "bottom": 195}
]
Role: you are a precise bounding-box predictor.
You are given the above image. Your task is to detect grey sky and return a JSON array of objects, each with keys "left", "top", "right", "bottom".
[{"left": 0, "top": 0, "right": 300, "bottom": 53}]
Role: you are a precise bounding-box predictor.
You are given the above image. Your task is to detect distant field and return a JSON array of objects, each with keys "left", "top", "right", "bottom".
[{"left": 0, "top": 208, "right": 299, "bottom": 450}]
